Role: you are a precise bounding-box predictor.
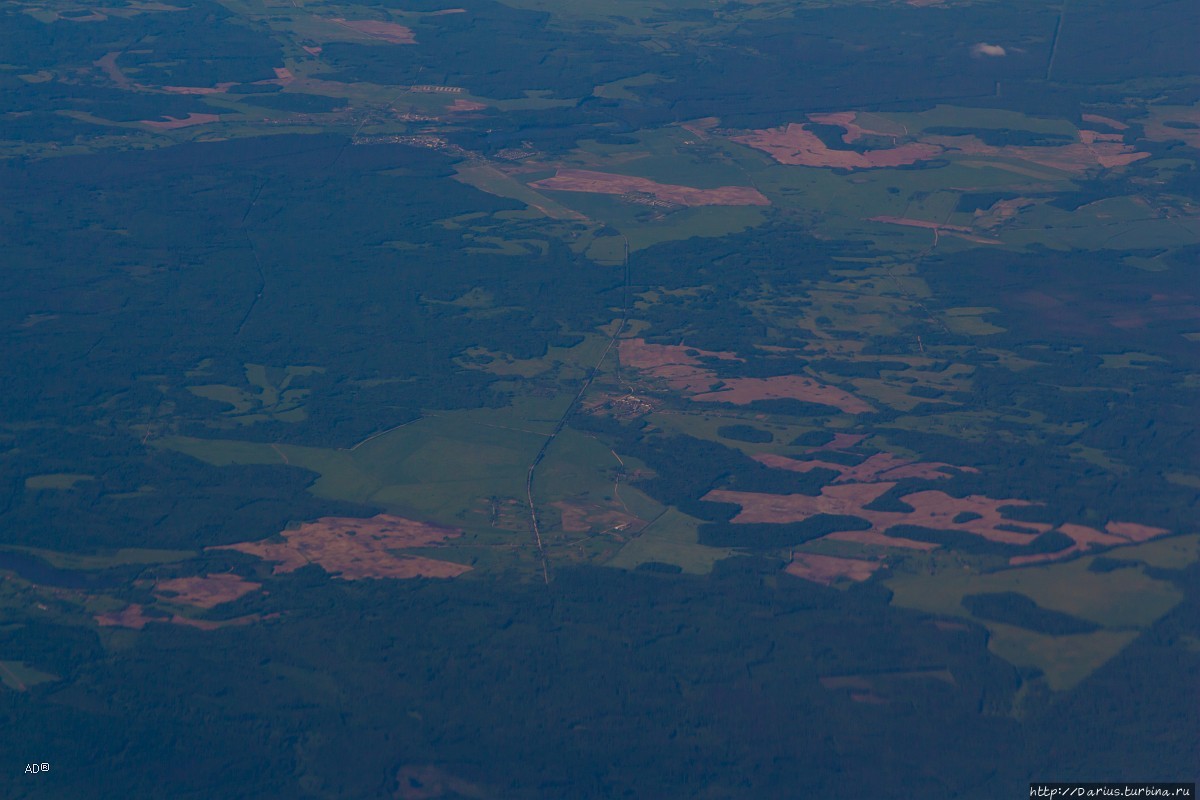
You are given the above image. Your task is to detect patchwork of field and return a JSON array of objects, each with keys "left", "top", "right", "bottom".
[
  {"left": 619, "top": 339, "right": 874, "bottom": 414},
  {"left": 3, "top": 3, "right": 1200, "bottom": 791},
  {"left": 707, "top": 480, "right": 1168, "bottom": 565}
]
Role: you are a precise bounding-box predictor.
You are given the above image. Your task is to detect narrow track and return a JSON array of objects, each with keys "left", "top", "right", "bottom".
[{"left": 525, "top": 237, "right": 631, "bottom": 584}]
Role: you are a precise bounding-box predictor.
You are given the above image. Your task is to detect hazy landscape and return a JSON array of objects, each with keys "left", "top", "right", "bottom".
[{"left": 1, "top": 0, "right": 1198, "bottom": 796}]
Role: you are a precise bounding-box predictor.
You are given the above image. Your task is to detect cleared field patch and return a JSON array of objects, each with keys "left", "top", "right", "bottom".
[
  {"left": 453, "top": 164, "right": 586, "bottom": 221},
  {"left": 1096, "top": 533, "right": 1200, "bottom": 570},
  {"left": 553, "top": 501, "right": 646, "bottom": 536},
  {"left": 185, "top": 362, "right": 317, "bottom": 426},
  {"left": 1010, "top": 521, "right": 1170, "bottom": 566},
  {"left": 213, "top": 514, "right": 471, "bottom": 580},
  {"left": 619, "top": 338, "right": 873, "bottom": 414},
  {"left": 395, "top": 765, "right": 485, "bottom": 800},
  {"left": 924, "top": 133, "right": 1148, "bottom": 174},
  {"left": 692, "top": 376, "right": 875, "bottom": 413},
  {"left": 887, "top": 543, "right": 1191, "bottom": 689},
  {"left": 730, "top": 107, "right": 1148, "bottom": 197},
  {"left": 867, "top": 216, "right": 1002, "bottom": 245},
  {"left": 753, "top": 452, "right": 973, "bottom": 484},
  {"left": 543, "top": 191, "right": 767, "bottom": 250},
  {"left": 889, "top": 105, "right": 1079, "bottom": 137},
  {"left": 528, "top": 169, "right": 769, "bottom": 207},
  {"left": 0, "top": 660, "right": 59, "bottom": 692},
  {"left": 534, "top": 428, "right": 657, "bottom": 514},
  {"left": 786, "top": 553, "right": 883, "bottom": 585},
  {"left": 327, "top": 17, "right": 415, "bottom": 44},
  {"left": 1081, "top": 113, "right": 1128, "bottom": 131},
  {"left": 620, "top": 338, "right": 740, "bottom": 371},
  {"left": 163, "top": 397, "right": 571, "bottom": 524},
  {"left": 732, "top": 120, "right": 943, "bottom": 169},
  {"left": 704, "top": 478, "right": 1168, "bottom": 564},
  {"left": 606, "top": 508, "right": 735, "bottom": 574},
  {"left": 644, "top": 412, "right": 819, "bottom": 456},
  {"left": 1138, "top": 105, "right": 1200, "bottom": 150},
  {"left": 161, "top": 83, "right": 236, "bottom": 95},
  {"left": 141, "top": 113, "right": 221, "bottom": 130},
  {"left": 96, "top": 604, "right": 267, "bottom": 631},
  {"left": 154, "top": 574, "right": 262, "bottom": 608},
  {"left": 24, "top": 473, "right": 94, "bottom": 490},
  {"left": 991, "top": 626, "right": 1140, "bottom": 692},
  {"left": 705, "top": 484, "right": 1049, "bottom": 544},
  {"left": 0, "top": 545, "right": 193, "bottom": 571},
  {"left": 819, "top": 667, "right": 955, "bottom": 705}
]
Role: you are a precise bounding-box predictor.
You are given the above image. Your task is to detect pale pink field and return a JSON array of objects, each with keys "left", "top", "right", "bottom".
[
  {"left": 706, "top": 479, "right": 1171, "bottom": 563},
  {"left": 153, "top": 573, "right": 260, "bottom": 608},
  {"left": 733, "top": 112, "right": 1149, "bottom": 174},
  {"left": 787, "top": 553, "right": 883, "bottom": 585},
  {"left": 212, "top": 514, "right": 471, "bottom": 580},
  {"left": 141, "top": 113, "right": 221, "bottom": 129},
  {"left": 692, "top": 376, "right": 875, "bottom": 414},
  {"left": 618, "top": 339, "right": 740, "bottom": 370},
  {"left": 329, "top": 18, "right": 416, "bottom": 44},
  {"left": 618, "top": 339, "right": 873, "bottom": 414},
  {"left": 1081, "top": 113, "right": 1129, "bottom": 131},
  {"left": 732, "top": 122, "right": 942, "bottom": 169},
  {"left": 705, "top": 484, "right": 1051, "bottom": 545}
]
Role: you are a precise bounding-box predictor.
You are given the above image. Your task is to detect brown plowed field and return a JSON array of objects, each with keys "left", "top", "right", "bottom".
[
  {"left": 732, "top": 122, "right": 942, "bottom": 169},
  {"left": 692, "top": 376, "right": 875, "bottom": 413},
  {"left": 787, "top": 553, "right": 883, "bottom": 585},
  {"left": 212, "top": 514, "right": 471, "bottom": 580},
  {"left": 1104, "top": 521, "right": 1170, "bottom": 541},
  {"left": 706, "top": 482, "right": 895, "bottom": 521},
  {"left": 706, "top": 485, "right": 1052, "bottom": 545},
  {"left": 706, "top": 481, "right": 1169, "bottom": 563},
  {"left": 619, "top": 339, "right": 740, "bottom": 369},
  {"left": 733, "top": 113, "right": 1149, "bottom": 174},
  {"left": 528, "top": 169, "right": 769, "bottom": 206},
  {"left": 154, "top": 573, "right": 261, "bottom": 608},
  {"left": 619, "top": 338, "right": 874, "bottom": 413}
]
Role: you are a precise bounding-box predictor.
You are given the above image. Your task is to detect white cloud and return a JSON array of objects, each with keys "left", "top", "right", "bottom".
[{"left": 971, "top": 42, "right": 1007, "bottom": 58}]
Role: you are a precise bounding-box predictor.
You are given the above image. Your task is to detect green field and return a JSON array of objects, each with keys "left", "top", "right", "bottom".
[
  {"left": 887, "top": 536, "right": 1200, "bottom": 689},
  {"left": 605, "top": 508, "right": 736, "bottom": 574}
]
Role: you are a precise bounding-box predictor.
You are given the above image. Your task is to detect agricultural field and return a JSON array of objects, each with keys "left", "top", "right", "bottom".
[{"left": 2, "top": 0, "right": 1199, "bottom": 796}]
